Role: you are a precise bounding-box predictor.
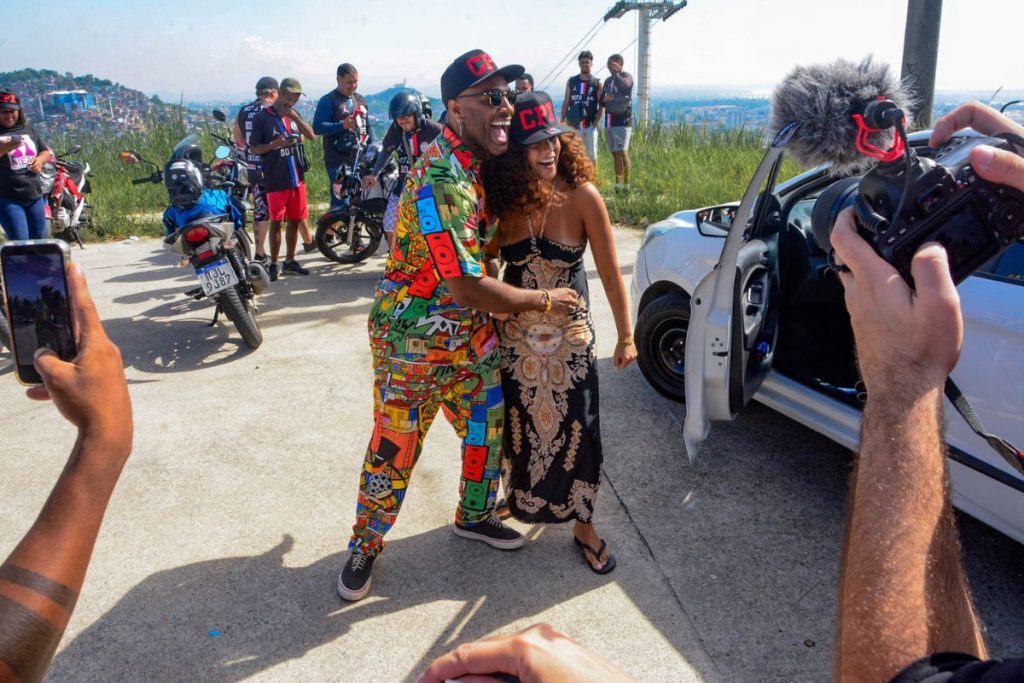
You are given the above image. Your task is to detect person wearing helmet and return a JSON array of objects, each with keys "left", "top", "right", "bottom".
[{"left": 362, "top": 89, "right": 443, "bottom": 248}]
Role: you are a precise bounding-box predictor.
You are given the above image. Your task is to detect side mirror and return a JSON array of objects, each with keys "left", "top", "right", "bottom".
[
  {"left": 65, "top": 145, "right": 82, "bottom": 155},
  {"left": 695, "top": 205, "right": 736, "bottom": 238},
  {"left": 212, "top": 109, "right": 227, "bottom": 123},
  {"left": 118, "top": 150, "right": 140, "bottom": 165},
  {"left": 214, "top": 145, "right": 231, "bottom": 160}
]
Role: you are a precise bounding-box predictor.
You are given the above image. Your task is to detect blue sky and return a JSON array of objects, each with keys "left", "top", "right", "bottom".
[{"left": 1, "top": 0, "right": 1019, "bottom": 100}]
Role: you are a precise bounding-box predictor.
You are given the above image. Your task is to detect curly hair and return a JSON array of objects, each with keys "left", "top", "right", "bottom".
[{"left": 483, "top": 131, "right": 595, "bottom": 219}]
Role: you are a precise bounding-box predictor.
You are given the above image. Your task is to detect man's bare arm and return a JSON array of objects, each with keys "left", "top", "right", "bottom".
[
  {"left": 0, "top": 264, "right": 133, "bottom": 683},
  {"left": 831, "top": 214, "right": 984, "bottom": 682},
  {"left": 445, "top": 275, "right": 577, "bottom": 316}
]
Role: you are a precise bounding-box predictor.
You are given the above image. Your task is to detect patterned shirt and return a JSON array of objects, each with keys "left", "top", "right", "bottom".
[{"left": 368, "top": 126, "right": 498, "bottom": 365}]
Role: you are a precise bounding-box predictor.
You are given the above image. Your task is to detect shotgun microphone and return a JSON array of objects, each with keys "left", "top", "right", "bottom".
[{"left": 770, "top": 56, "right": 916, "bottom": 173}]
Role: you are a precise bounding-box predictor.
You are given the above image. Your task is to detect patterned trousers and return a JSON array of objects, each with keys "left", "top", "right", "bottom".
[{"left": 348, "top": 350, "right": 504, "bottom": 556}]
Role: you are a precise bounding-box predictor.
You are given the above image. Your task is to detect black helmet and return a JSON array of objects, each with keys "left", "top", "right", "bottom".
[
  {"left": 420, "top": 94, "right": 432, "bottom": 120},
  {"left": 164, "top": 159, "right": 205, "bottom": 209},
  {"left": 388, "top": 90, "right": 422, "bottom": 122}
]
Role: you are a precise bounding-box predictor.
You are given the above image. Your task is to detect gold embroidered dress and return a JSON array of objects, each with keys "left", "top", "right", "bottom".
[{"left": 496, "top": 231, "right": 602, "bottom": 523}]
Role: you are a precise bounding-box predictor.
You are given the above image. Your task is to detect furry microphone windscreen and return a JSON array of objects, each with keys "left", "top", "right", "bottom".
[{"left": 770, "top": 57, "right": 916, "bottom": 173}]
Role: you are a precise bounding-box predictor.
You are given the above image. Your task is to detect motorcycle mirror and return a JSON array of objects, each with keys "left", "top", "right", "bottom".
[
  {"left": 65, "top": 145, "right": 82, "bottom": 156},
  {"left": 118, "top": 150, "right": 141, "bottom": 165},
  {"left": 214, "top": 145, "right": 231, "bottom": 160},
  {"left": 212, "top": 109, "right": 227, "bottom": 123}
]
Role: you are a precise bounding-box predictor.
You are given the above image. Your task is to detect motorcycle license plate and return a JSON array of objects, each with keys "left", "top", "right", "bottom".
[{"left": 196, "top": 258, "right": 239, "bottom": 296}]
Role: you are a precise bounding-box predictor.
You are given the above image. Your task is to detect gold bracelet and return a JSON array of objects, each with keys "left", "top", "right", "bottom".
[
  {"left": 540, "top": 289, "right": 552, "bottom": 312},
  {"left": 618, "top": 335, "right": 634, "bottom": 346}
]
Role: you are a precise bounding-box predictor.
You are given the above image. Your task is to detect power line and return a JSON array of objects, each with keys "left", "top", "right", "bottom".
[{"left": 535, "top": 18, "right": 606, "bottom": 91}]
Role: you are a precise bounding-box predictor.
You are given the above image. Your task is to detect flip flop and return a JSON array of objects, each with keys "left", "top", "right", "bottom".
[{"left": 574, "top": 536, "right": 616, "bottom": 575}]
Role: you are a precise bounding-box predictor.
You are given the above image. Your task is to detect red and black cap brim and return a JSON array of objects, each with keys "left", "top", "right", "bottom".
[{"left": 514, "top": 123, "right": 574, "bottom": 146}]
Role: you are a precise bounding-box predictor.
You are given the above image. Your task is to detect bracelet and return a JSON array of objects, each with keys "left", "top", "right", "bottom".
[
  {"left": 617, "top": 335, "right": 634, "bottom": 346},
  {"left": 540, "top": 289, "right": 552, "bottom": 312}
]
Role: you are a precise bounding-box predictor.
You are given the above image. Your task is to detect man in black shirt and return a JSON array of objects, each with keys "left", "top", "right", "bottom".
[
  {"left": 248, "top": 77, "right": 316, "bottom": 280},
  {"left": 601, "top": 54, "right": 634, "bottom": 192},
  {"left": 233, "top": 76, "right": 278, "bottom": 265},
  {"left": 313, "top": 63, "right": 374, "bottom": 209},
  {"left": 561, "top": 50, "right": 602, "bottom": 165}
]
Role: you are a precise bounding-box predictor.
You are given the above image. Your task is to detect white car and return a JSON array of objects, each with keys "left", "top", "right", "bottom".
[{"left": 630, "top": 131, "right": 1024, "bottom": 544}]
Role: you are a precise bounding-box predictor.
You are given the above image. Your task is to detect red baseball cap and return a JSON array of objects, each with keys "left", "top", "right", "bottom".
[{"left": 440, "top": 49, "right": 524, "bottom": 105}]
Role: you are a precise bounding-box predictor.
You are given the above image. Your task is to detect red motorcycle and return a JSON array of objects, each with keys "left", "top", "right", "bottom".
[{"left": 39, "top": 144, "right": 91, "bottom": 248}]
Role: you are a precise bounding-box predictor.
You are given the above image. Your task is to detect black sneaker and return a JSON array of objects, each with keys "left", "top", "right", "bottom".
[
  {"left": 282, "top": 259, "right": 309, "bottom": 275},
  {"left": 255, "top": 253, "right": 270, "bottom": 266},
  {"left": 337, "top": 552, "right": 375, "bottom": 601},
  {"left": 453, "top": 515, "right": 525, "bottom": 550},
  {"left": 302, "top": 240, "right": 317, "bottom": 253},
  {"left": 268, "top": 263, "right": 279, "bottom": 282}
]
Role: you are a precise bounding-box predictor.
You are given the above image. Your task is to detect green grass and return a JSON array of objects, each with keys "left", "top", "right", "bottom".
[
  {"left": 594, "top": 122, "right": 805, "bottom": 226},
  {"left": 52, "top": 116, "right": 803, "bottom": 240}
]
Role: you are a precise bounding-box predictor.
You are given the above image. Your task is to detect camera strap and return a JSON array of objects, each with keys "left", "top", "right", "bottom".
[{"left": 945, "top": 377, "right": 1024, "bottom": 476}]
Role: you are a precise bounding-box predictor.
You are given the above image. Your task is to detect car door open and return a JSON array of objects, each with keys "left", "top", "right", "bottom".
[{"left": 683, "top": 129, "right": 793, "bottom": 458}]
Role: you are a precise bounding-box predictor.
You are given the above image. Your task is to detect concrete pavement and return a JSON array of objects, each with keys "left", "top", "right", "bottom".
[{"left": 1, "top": 228, "right": 1021, "bottom": 682}]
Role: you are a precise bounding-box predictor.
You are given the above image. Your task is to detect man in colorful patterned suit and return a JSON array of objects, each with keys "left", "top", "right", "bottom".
[{"left": 338, "top": 49, "right": 580, "bottom": 601}]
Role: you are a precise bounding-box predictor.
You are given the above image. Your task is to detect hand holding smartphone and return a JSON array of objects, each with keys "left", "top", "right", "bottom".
[{"left": 1, "top": 240, "right": 77, "bottom": 385}]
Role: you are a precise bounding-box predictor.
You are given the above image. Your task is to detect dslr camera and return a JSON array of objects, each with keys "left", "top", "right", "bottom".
[{"left": 812, "top": 127, "right": 1024, "bottom": 285}]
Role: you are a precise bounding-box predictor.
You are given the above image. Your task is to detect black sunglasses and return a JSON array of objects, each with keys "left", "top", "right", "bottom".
[{"left": 458, "top": 88, "right": 517, "bottom": 108}]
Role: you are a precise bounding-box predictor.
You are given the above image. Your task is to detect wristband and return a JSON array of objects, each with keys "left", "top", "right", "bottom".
[
  {"left": 540, "top": 289, "right": 552, "bottom": 312},
  {"left": 618, "top": 335, "right": 634, "bottom": 346}
]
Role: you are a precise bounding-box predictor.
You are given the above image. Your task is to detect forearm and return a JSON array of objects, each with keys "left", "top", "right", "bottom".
[
  {"left": 602, "top": 274, "right": 633, "bottom": 340},
  {"left": 0, "top": 432, "right": 130, "bottom": 682},
  {"left": 836, "top": 387, "right": 986, "bottom": 682},
  {"left": 294, "top": 118, "right": 315, "bottom": 140},
  {"left": 312, "top": 98, "right": 343, "bottom": 136},
  {"left": 449, "top": 276, "right": 545, "bottom": 314},
  {"left": 250, "top": 142, "right": 277, "bottom": 156}
]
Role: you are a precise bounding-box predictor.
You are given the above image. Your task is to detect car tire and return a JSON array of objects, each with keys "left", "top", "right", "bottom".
[{"left": 636, "top": 291, "right": 690, "bottom": 402}]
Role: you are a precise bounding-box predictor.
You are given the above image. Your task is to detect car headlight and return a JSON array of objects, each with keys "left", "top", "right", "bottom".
[{"left": 640, "top": 224, "right": 674, "bottom": 250}]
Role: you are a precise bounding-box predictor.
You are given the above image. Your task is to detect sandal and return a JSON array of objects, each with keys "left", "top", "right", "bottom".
[
  {"left": 573, "top": 536, "right": 616, "bottom": 575},
  {"left": 495, "top": 497, "right": 512, "bottom": 520}
]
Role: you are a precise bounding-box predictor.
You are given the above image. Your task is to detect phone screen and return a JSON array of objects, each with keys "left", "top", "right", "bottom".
[{"left": 1, "top": 241, "right": 77, "bottom": 384}]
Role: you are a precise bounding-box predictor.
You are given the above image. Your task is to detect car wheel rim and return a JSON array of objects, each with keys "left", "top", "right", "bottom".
[{"left": 653, "top": 318, "right": 688, "bottom": 378}]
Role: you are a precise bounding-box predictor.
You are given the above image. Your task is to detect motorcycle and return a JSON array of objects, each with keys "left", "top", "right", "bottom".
[
  {"left": 39, "top": 145, "right": 92, "bottom": 248},
  {"left": 121, "top": 115, "right": 269, "bottom": 350},
  {"left": 315, "top": 140, "right": 398, "bottom": 264}
]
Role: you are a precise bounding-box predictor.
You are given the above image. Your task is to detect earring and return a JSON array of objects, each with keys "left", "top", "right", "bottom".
[{"left": 457, "top": 118, "right": 464, "bottom": 138}]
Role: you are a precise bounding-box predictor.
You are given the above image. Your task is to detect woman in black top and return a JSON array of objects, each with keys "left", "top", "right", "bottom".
[{"left": 0, "top": 88, "right": 53, "bottom": 240}]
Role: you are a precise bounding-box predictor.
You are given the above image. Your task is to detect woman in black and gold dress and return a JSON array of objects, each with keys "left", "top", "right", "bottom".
[{"left": 483, "top": 92, "right": 636, "bottom": 574}]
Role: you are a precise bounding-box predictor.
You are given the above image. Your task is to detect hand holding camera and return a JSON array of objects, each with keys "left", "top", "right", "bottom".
[{"left": 812, "top": 102, "right": 1024, "bottom": 287}]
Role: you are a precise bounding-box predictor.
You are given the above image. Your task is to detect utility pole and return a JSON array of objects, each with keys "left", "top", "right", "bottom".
[
  {"left": 603, "top": 0, "right": 687, "bottom": 124},
  {"left": 901, "top": 0, "right": 942, "bottom": 129}
]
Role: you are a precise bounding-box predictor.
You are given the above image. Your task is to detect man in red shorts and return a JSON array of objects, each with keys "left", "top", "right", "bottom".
[{"left": 249, "top": 77, "right": 316, "bottom": 279}]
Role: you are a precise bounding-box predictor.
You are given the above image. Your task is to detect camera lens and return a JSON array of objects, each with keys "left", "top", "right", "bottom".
[{"left": 811, "top": 176, "right": 861, "bottom": 253}]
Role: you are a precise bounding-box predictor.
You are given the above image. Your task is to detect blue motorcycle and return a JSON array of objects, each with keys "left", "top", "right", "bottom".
[{"left": 122, "top": 116, "right": 268, "bottom": 349}]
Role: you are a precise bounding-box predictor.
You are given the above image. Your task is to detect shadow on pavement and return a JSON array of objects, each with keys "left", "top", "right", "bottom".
[{"left": 49, "top": 523, "right": 716, "bottom": 682}]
